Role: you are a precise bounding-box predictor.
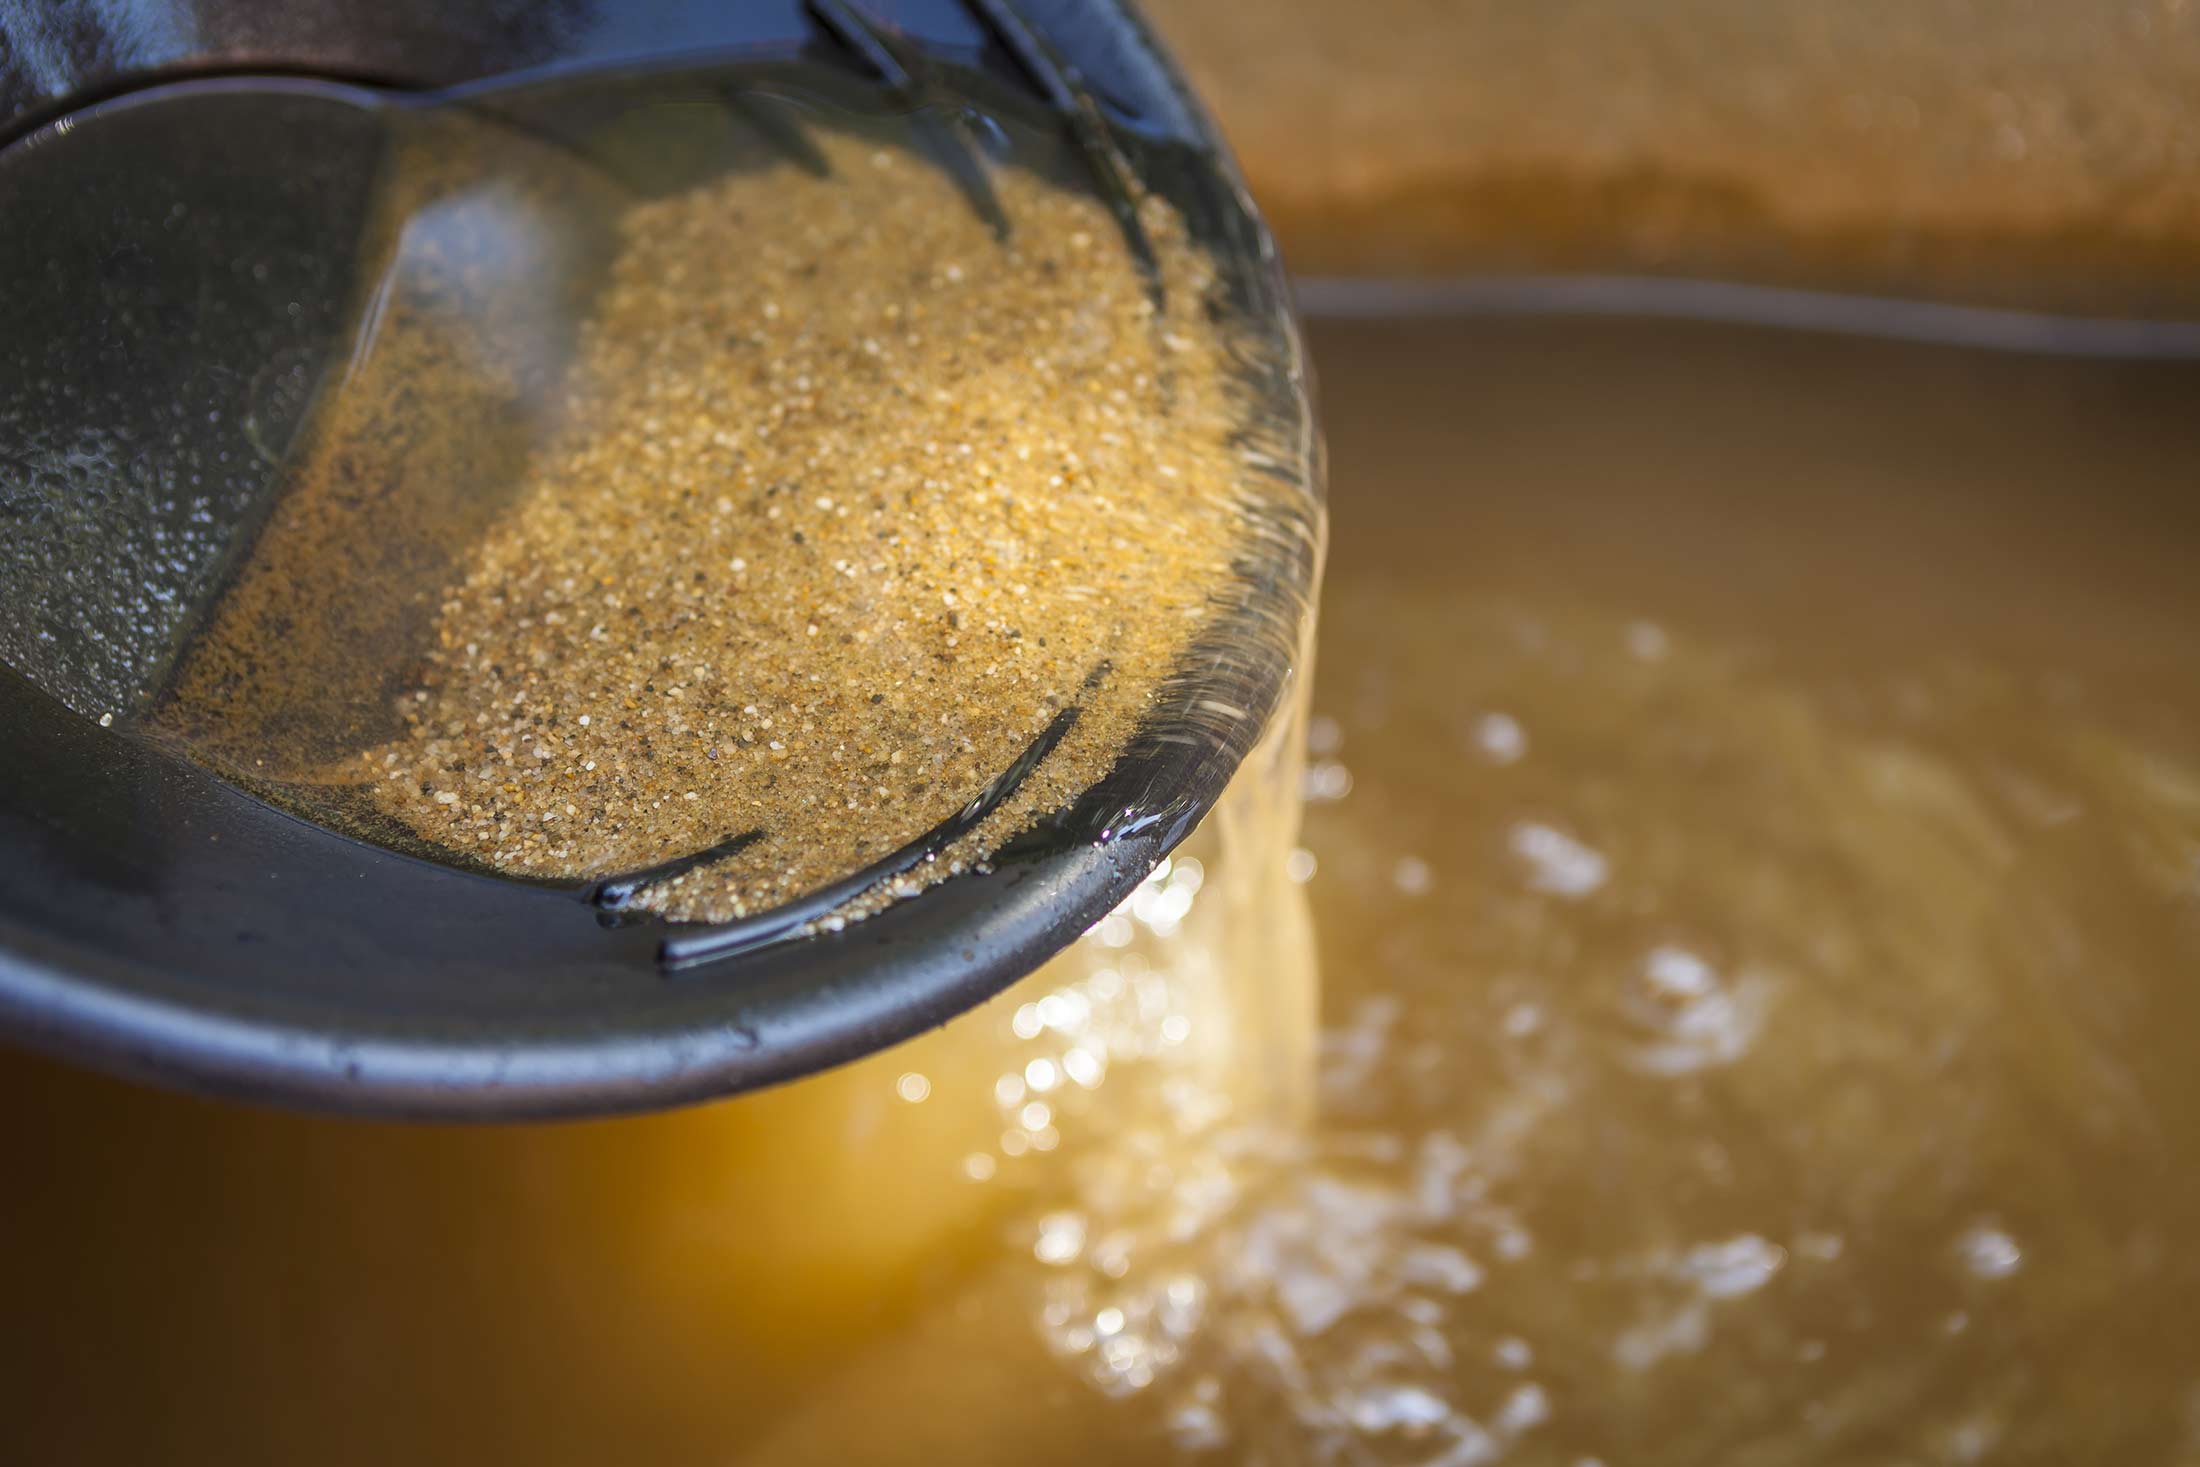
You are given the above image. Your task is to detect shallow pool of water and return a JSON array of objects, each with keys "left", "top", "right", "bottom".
[{"left": 6, "top": 309, "right": 2200, "bottom": 1466}]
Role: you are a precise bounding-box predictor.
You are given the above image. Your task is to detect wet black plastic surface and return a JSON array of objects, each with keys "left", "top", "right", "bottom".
[
  {"left": 0, "top": 0, "right": 1195, "bottom": 148},
  {"left": 0, "top": 84, "right": 378, "bottom": 720}
]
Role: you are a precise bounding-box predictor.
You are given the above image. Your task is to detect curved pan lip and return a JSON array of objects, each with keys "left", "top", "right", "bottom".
[
  {"left": 0, "top": 828, "right": 1166, "bottom": 1121},
  {"left": 0, "top": 15, "right": 1319, "bottom": 1119}
]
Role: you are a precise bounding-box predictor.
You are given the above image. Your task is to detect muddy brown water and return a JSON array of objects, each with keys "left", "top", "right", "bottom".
[{"left": 5, "top": 310, "right": 2200, "bottom": 1465}]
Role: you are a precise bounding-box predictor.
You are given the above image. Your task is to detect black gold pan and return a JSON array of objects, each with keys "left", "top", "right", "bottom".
[{"left": 0, "top": 0, "right": 1319, "bottom": 1117}]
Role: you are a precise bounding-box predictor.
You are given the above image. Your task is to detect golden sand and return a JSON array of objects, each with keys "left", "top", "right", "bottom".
[{"left": 165, "top": 127, "right": 1252, "bottom": 923}]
